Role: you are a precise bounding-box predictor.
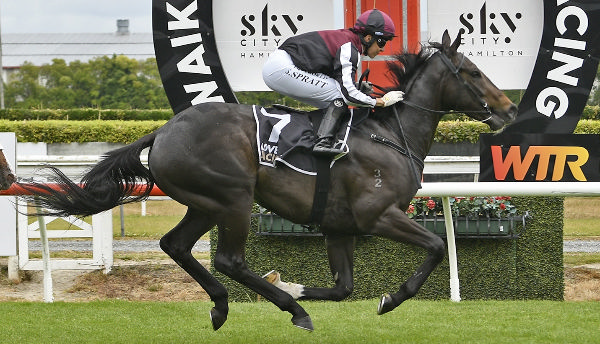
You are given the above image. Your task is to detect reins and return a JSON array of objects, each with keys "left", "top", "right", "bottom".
[
  {"left": 393, "top": 105, "right": 423, "bottom": 189},
  {"left": 362, "top": 49, "right": 497, "bottom": 190},
  {"left": 370, "top": 51, "right": 495, "bottom": 119}
]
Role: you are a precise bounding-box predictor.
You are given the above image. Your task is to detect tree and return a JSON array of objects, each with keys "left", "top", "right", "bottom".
[{"left": 4, "top": 56, "right": 170, "bottom": 109}]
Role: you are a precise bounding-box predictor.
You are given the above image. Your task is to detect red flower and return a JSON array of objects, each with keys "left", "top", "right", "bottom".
[
  {"left": 426, "top": 199, "right": 436, "bottom": 210},
  {"left": 407, "top": 204, "right": 415, "bottom": 214},
  {"left": 500, "top": 203, "right": 506, "bottom": 210}
]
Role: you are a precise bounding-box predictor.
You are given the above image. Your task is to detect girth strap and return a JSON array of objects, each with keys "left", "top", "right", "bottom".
[
  {"left": 309, "top": 157, "right": 332, "bottom": 225},
  {"left": 369, "top": 134, "right": 425, "bottom": 170}
]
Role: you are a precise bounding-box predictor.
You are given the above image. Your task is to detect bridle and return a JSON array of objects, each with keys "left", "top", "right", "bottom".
[
  {"left": 367, "top": 49, "right": 495, "bottom": 124},
  {"left": 435, "top": 51, "right": 494, "bottom": 122},
  {"left": 392, "top": 50, "right": 495, "bottom": 123},
  {"left": 365, "top": 48, "right": 497, "bottom": 189}
]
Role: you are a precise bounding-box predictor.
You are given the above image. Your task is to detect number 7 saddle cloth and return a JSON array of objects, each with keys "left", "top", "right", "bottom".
[{"left": 253, "top": 105, "right": 353, "bottom": 175}]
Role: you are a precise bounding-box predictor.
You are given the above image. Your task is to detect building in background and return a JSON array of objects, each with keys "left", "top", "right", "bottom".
[{"left": 1, "top": 20, "right": 154, "bottom": 81}]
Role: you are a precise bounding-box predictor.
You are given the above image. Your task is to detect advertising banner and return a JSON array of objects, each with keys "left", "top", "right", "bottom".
[
  {"left": 0, "top": 133, "right": 16, "bottom": 256},
  {"left": 503, "top": 0, "right": 600, "bottom": 134},
  {"left": 428, "top": 0, "right": 543, "bottom": 90},
  {"left": 214, "top": 0, "right": 337, "bottom": 91},
  {"left": 153, "top": 0, "right": 338, "bottom": 112},
  {"left": 152, "top": 0, "right": 238, "bottom": 114},
  {"left": 480, "top": 133, "right": 600, "bottom": 182}
]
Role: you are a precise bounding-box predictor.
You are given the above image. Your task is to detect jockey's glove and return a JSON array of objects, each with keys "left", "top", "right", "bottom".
[{"left": 382, "top": 91, "right": 405, "bottom": 107}]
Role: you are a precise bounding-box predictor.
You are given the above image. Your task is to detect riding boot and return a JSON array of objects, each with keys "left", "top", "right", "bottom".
[{"left": 313, "top": 99, "right": 347, "bottom": 156}]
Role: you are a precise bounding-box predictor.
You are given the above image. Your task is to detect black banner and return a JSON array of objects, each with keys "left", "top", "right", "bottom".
[
  {"left": 152, "top": 0, "right": 238, "bottom": 114},
  {"left": 503, "top": 0, "right": 600, "bottom": 134},
  {"left": 480, "top": 133, "right": 600, "bottom": 182}
]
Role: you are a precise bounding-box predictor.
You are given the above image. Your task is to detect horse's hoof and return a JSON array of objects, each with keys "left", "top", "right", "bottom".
[
  {"left": 377, "top": 293, "right": 396, "bottom": 315},
  {"left": 210, "top": 307, "right": 227, "bottom": 331},
  {"left": 291, "top": 315, "right": 314, "bottom": 332}
]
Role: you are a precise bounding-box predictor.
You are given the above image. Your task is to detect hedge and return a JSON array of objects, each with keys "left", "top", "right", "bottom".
[
  {"left": 209, "top": 197, "right": 563, "bottom": 302},
  {"left": 1, "top": 119, "right": 599, "bottom": 144},
  {"left": 0, "top": 108, "right": 173, "bottom": 121},
  {"left": 0, "top": 120, "right": 165, "bottom": 143},
  {"left": 2, "top": 105, "right": 600, "bottom": 122}
]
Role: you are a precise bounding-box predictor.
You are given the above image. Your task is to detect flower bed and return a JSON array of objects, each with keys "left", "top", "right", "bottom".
[
  {"left": 408, "top": 196, "right": 525, "bottom": 238},
  {"left": 256, "top": 197, "right": 525, "bottom": 238}
]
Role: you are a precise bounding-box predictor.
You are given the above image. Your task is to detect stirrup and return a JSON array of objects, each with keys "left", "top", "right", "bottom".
[{"left": 313, "top": 138, "right": 344, "bottom": 156}]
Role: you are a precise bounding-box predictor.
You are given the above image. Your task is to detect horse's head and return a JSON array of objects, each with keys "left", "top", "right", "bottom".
[{"left": 432, "top": 30, "right": 517, "bottom": 130}]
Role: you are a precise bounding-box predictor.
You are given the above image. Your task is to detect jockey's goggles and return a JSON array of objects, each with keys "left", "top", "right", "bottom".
[{"left": 376, "top": 37, "right": 390, "bottom": 48}]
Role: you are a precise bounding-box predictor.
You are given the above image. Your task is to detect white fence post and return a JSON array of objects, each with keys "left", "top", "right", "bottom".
[
  {"left": 442, "top": 196, "right": 461, "bottom": 302},
  {"left": 93, "top": 210, "right": 113, "bottom": 274},
  {"left": 35, "top": 202, "right": 54, "bottom": 303},
  {"left": 7, "top": 256, "right": 19, "bottom": 282}
]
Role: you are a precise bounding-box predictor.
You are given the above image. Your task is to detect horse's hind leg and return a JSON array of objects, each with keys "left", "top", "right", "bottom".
[
  {"left": 213, "top": 209, "right": 314, "bottom": 331},
  {"left": 159, "top": 208, "right": 229, "bottom": 330},
  {"left": 299, "top": 235, "right": 355, "bottom": 301}
]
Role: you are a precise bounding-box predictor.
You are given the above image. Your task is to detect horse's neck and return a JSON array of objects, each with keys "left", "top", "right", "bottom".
[
  {"left": 399, "top": 71, "right": 446, "bottom": 159},
  {"left": 399, "top": 108, "right": 440, "bottom": 160}
]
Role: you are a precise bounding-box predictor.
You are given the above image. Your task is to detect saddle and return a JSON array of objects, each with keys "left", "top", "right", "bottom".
[{"left": 253, "top": 104, "right": 355, "bottom": 175}]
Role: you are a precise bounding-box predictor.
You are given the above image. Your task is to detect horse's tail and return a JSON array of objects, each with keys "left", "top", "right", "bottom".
[{"left": 18, "top": 132, "right": 157, "bottom": 217}]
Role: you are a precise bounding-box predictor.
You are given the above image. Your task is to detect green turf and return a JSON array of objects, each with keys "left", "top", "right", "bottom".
[{"left": 0, "top": 300, "right": 599, "bottom": 343}]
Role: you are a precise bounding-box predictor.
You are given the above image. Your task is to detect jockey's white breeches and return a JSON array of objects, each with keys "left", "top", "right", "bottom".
[{"left": 262, "top": 49, "right": 343, "bottom": 109}]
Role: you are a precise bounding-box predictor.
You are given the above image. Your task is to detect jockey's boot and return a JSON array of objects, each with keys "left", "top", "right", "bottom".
[{"left": 313, "top": 98, "right": 347, "bottom": 157}]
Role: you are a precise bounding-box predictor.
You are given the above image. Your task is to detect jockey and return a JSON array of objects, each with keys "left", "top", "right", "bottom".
[{"left": 263, "top": 9, "right": 405, "bottom": 156}]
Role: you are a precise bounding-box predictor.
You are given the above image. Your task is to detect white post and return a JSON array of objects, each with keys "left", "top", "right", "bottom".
[
  {"left": 7, "top": 256, "right": 19, "bottom": 282},
  {"left": 36, "top": 206, "right": 54, "bottom": 303},
  {"left": 442, "top": 196, "right": 461, "bottom": 302},
  {"left": 141, "top": 200, "right": 147, "bottom": 216},
  {"left": 92, "top": 210, "right": 113, "bottom": 274}
]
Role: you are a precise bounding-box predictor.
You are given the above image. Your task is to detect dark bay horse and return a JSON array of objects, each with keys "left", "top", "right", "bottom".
[{"left": 19, "top": 31, "right": 516, "bottom": 331}]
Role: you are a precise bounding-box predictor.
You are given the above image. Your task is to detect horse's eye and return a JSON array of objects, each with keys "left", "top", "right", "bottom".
[{"left": 471, "top": 70, "right": 482, "bottom": 78}]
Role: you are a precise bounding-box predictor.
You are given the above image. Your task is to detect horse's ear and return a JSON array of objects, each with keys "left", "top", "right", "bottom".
[
  {"left": 441, "top": 30, "right": 451, "bottom": 51},
  {"left": 451, "top": 30, "right": 462, "bottom": 53}
]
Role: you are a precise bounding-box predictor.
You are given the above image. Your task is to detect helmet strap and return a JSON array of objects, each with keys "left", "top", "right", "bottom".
[{"left": 360, "top": 34, "right": 375, "bottom": 54}]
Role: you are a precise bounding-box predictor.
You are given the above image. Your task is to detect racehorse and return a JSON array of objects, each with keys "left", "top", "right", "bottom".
[
  {"left": 0, "top": 145, "right": 16, "bottom": 190},
  {"left": 18, "top": 31, "right": 516, "bottom": 331}
]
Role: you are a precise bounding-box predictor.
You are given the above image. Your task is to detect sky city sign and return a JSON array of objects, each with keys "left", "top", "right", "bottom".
[{"left": 153, "top": 0, "right": 337, "bottom": 111}]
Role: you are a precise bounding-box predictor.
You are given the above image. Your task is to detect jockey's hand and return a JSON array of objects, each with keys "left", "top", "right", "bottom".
[
  {"left": 381, "top": 91, "right": 405, "bottom": 107},
  {"left": 356, "top": 81, "right": 374, "bottom": 94}
]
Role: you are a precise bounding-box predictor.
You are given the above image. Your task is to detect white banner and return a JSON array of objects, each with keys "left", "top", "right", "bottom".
[
  {"left": 0, "top": 133, "right": 16, "bottom": 257},
  {"left": 428, "top": 0, "right": 543, "bottom": 89},
  {"left": 214, "top": 0, "right": 337, "bottom": 91}
]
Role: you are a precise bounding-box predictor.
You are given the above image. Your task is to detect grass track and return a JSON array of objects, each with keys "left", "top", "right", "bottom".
[{"left": 1, "top": 300, "right": 599, "bottom": 343}]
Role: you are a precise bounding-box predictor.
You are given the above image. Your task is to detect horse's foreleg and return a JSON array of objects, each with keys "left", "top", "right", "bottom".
[
  {"left": 213, "top": 212, "right": 314, "bottom": 331},
  {"left": 299, "top": 235, "right": 355, "bottom": 301},
  {"left": 372, "top": 206, "right": 446, "bottom": 315},
  {"left": 159, "top": 208, "right": 229, "bottom": 331}
]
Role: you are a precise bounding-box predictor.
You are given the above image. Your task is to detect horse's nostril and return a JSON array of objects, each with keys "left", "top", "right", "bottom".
[{"left": 508, "top": 104, "right": 518, "bottom": 119}]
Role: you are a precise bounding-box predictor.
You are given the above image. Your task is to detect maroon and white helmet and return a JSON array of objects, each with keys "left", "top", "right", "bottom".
[{"left": 353, "top": 9, "right": 396, "bottom": 39}]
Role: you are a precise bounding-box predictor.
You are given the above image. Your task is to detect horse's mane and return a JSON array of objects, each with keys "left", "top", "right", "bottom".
[{"left": 385, "top": 43, "right": 439, "bottom": 92}]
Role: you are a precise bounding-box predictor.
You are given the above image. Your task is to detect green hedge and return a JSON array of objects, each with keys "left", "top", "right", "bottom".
[
  {"left": 210, "top": 197, "right": 563, "bottom": 302},
  {"left": 0, "top": 108, "right": 173, "bottom": 121},
  {"left": 1, "top": 119, "right": 600, "bottom": 144},
  {"left": 435, "top": 119, "right": 600, "bottom": 143},
  {"left": 0, "top": 120, "right": 165, "bottom": 143},
  {"left": 2, "top": 105, "right": 600, "bottom": 122}
]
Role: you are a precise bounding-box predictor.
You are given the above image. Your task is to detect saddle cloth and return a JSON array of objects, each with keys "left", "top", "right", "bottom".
[{"left": 252, "top": 105, "right": 353, "bottom": 175}]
